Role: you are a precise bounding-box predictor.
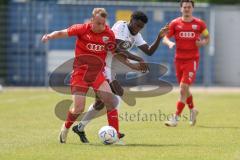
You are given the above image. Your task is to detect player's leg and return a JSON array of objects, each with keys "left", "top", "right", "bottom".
[
  {"left": 186, "top": 60, "right": 197, "bottom": 110},
  {"left": 59, "top": 72, "right": 89, "bottom": 143},
  {"left": 78, "top": 87, "right": 121, "bottom": 132},
  {"left": 59, "top": 93, "right": 87, "bottom": 143},
  {"left": 165, "top": 82, "right": 189, "bottom": 127},
  {"left": 75, "top": 58, "right": 122, "bottom": 132},
  {"left": 185, "top": 59, "right": 199, "bottom": 126},
  {"left": 73, "top": 79, "right": 123, "bottom": 143},
  {"left": 186, "top": 89, "right": 198, "bottom": 125},
  {"left": 186, "top": 90, "right": 194, "bottom": 109},
  {"left": 73, "top": 96, "right": 105, "bottom": 143},
  {"left": 176, "top": 59, "right": 200, "bottom": 126},
  {"left": 177, "top": 82, "right": 189, "bottom": 115},
  {"left": 78, "top": 97, "right": 104, "bottom": 132},
  {"left": 186, "top": 89, "right": 198, "bottom": 123},
  {"left": 96, "top": 80, "right": 122, "bottom": 138},
  {"left": 165, "top": 60, "right": 185, "bottom": 127},
  {"left": 75, "top": 63, "right": 121, "bottom": 134}
]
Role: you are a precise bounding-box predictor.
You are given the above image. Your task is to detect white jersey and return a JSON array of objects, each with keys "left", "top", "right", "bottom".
[
  {"left": 105, "top": 21, "right": 146, "bottom": 81},
  {"left": 112, "top": 20, "right": 146, "bottom": 50}
]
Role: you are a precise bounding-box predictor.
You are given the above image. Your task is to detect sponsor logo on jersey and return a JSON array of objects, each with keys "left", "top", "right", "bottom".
[
  {"left": 105, "top": 42, "right": 117, "bottom": 52},
  {"left": 102, "top": 36, "right": 109, "bottom": 43},
  {"left": 192, "top": 25, "right": 198, "bottom": 30},
  {"left": 86, "top": 43, "right": 105, "bottom": 52},
  {"left": 121, "top": 41, "right": 132, "bottom": 50},
  {"left": 179, "top": 32, "right": 195, "bottom": 38}
]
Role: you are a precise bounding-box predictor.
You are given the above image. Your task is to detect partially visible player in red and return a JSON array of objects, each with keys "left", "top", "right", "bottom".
[
  {"left": 163, "top": 0, "right": 210, "bottom": 127},
  {"left": 42, "top": 8, "right": 145, "bottom": 143}
]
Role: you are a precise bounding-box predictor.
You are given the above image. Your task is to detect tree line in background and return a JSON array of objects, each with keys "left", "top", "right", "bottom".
[{"left": 1, "top": 0, "right": 240, "bottom": 5}]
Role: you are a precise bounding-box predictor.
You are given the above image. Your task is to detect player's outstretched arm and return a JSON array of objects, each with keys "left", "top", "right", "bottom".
[
  {"left": 138, "top": 24, "right": 168, "bottom": 56},
  {"left": 115, "top": 39, "right": 149, "bottom": 72},
  {"left": 114, "top": 53, "right": 148, "bottom": 73},
  {"left": 41, "top": 29, "right": 68, "bottom": 43},
  {"left": 116, "top": 39, "right": 144, "bottom": 62}
]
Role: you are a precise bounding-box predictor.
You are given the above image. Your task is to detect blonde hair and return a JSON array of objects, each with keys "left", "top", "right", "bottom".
[{"left": 92, "top": 8, "right": 108, "bottom": 18}]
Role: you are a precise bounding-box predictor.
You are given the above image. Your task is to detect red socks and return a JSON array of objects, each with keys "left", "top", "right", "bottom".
[
  {"left": 186, "top": 95, "right": 194, "bottom": 110},
  {"left": 175, "top": 101, "right": 185, "bottom": 116},
  {"left": 175, "top": 95, "right": 194, "bottom": 116},
  {"left": 107, "top": 108, "right": 119, "bottom": 137},
  {"left": 65, "top": 111, "right": 80, "bottom": 129}
]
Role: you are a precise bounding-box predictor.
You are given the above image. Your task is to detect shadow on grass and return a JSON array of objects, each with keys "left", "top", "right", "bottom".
[
  {"left": 68, "top": 142, "right": 201, "bottom": 148},
  {"left": 198, "top": 125, "right": 240, "bottom": 130}
]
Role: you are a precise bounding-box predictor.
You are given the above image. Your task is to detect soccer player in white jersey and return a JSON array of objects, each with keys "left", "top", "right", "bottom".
[{"left": 72, "top": 11, "right": 168, "bottom": 143}]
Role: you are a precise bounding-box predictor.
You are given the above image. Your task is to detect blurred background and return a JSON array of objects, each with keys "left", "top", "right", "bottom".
[{"left": 0, "top": 0, "right": 240, "bottom": 88}]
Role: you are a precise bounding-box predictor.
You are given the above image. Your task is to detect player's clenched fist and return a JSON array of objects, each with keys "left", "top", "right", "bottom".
[
  {"left": 41, "top": 30, "right": 68, "bottom": 43},
  {"left": 41, "top": 34, "right": 51, "bottom": 43},
  {"left": 139, "top": 61, "right": 150, "bottom": 73},
  {"left": 196, "top": 39, "right": 208, "bottom": 48},
  {"left": 129, "top": 62, "right": 149, "bottom": 73},
  {"left": 159, "top": 24, "right": 169, "bottom": 38},
  {"left": 168, "top": 41, "right": 176, "bottom": 49}
]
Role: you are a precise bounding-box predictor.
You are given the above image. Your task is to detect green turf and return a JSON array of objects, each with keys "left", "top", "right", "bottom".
[{"left": 0, "top": 88, "right": 240, "bottom": 160}]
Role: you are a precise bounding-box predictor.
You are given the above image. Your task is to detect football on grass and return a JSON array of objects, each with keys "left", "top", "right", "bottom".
[{"left": 98, "top": 126, "right": 118, "bottom": 145}]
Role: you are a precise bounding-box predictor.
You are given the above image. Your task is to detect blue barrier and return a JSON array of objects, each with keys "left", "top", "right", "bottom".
[{"left": 6, "top": 1, "right": 209, "bottom": 86}]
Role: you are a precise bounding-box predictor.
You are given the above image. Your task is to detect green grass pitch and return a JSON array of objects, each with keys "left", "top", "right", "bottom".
[{"left": 0, "top": 88, "right": 239, "bottom": 160}]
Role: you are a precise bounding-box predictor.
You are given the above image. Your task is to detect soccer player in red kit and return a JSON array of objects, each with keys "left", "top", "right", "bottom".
[
  {"left": 73, "top": 11, "right": 169, "bottom": 143},
  {"left": 42, "top": 8, "right": 145, "bottom": 143},
  {"left": 163, "top": 0, "right": 210, "bottom": 127}
]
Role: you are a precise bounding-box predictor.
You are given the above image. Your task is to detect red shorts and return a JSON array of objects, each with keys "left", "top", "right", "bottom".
[
  {"left": 70, "top": 69, "right": 106, "bottom": 94},
  {"left": 174, "top": 58, "right": 199, "bottom": 85}
]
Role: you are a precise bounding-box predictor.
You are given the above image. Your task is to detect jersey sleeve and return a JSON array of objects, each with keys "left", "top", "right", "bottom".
[
  {"left": 111, "top": 21, "right": 127, "bottom": 41},
  {"left": 67, "top": 24, "right": 85, "bottom": 37},
  {"left": 199, "top": 20, "right": 209, "bottom": 36},
  {"left": 109, "top": 30, "right": 116, "bottom": 43},
  {"left": 166, "top": 20, "right": 175, "bottom": 38},
  {"left": 135, "top": 33, "right": 147, "bottom": 47},
  {"left": 107, "top": 30, "right": 117, "bottom": 55},
  {"left": 199, "top": 20, "right": 207, "bottom": 32}
]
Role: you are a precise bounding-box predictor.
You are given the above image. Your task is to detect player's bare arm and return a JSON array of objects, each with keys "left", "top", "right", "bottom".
[
  {"left": 41, "top": 29, "right": 68, "bottom": 43},
  {"left": 138, "top": 24, "right": 169, "bottom": 56},
  {"left": 114, "top": 53, "right": 148, "bottom": 73},
  {"left": 116, "top": 39, "right": 144, "bottom": 62},
  {"left": 115, "top": 39, "right": 149, "bottom": 71}
]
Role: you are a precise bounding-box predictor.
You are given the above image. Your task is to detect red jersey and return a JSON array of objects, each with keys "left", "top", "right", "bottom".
[
  {"left": 67, "top": 23, "right": 115, "bottom": 71},
  {"left": 167, "top": 17, "right": 207, "bottom": 60}
]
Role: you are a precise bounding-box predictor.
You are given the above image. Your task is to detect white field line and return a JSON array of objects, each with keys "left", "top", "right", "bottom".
[{"left": 1, "top": 86, "right": 240, "bottom": 93}]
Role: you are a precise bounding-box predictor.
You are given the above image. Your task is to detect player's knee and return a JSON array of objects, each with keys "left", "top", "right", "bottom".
[
  {"left": 104, "top": 96, "right": 119, "bottom": 110},
  {"left": 180, "top": 84, "right": 188, "bottom": 97},
  {"left": 72, "top": 105, "right": 84, "bottom": 114},
  {"left": 180, "top": 87, "right": 186, "bottom": 95},
  {"left": 93, "top": 100, "right": 105, "bottom": 111}
]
